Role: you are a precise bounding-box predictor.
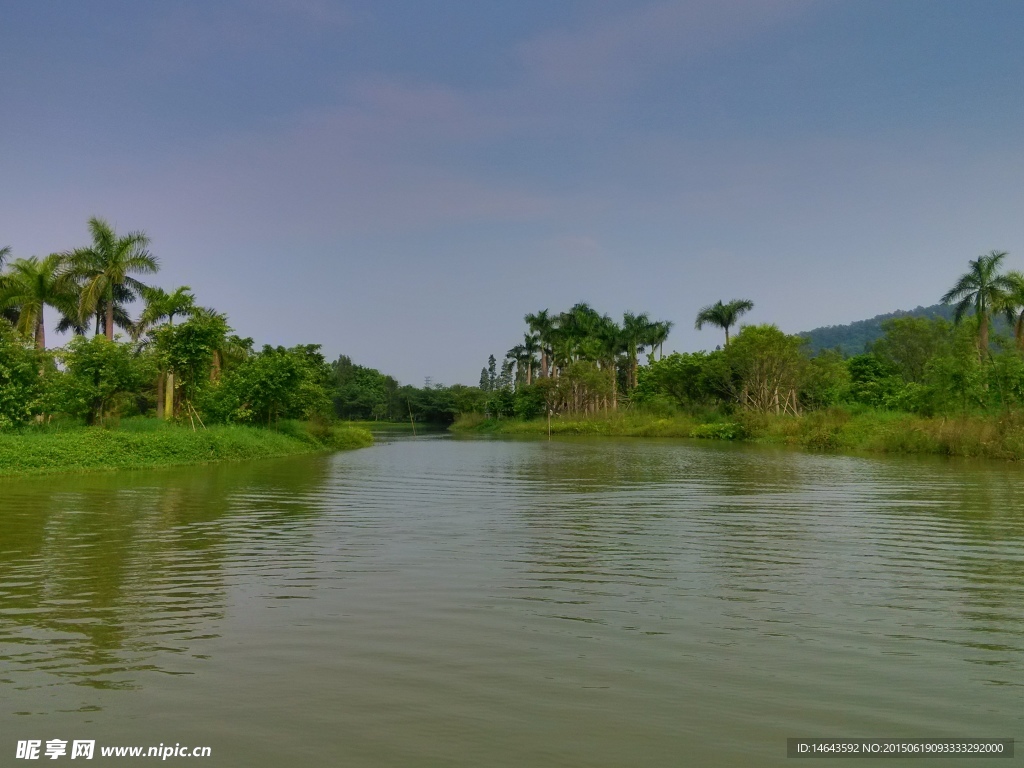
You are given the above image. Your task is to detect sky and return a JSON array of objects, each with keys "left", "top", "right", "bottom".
[{"left": 3, "top": 1, "right": 1024, "bottom": 385}]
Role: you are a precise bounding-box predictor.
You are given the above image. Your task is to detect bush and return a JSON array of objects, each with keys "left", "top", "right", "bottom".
[
  {"left": 50, "top": 336, "right": 153, "bottom": 425},
  {"left": 206, "top": 345, "right": 334, "bottom": 425},
  {"left": 690, "top": 422, "right": 744, "bottom": 440},
  {"left": 0, "top": 323, "right": 44, "bottom": 428}
]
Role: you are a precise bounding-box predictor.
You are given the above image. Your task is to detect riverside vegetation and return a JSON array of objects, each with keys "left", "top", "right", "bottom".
[
  {"left": 451, "top": 251, "right": 1024, "bottom": 461},
  {"left": 6, "top": 225, "right": 1024, "bottom": 465},
  {"left": 0, "top": 219, "right": 374, "bottom": 475}
]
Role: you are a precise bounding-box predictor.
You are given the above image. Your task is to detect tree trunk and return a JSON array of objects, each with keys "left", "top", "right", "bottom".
[
  {"left": 35, "top": 308, "right": 45, "bottom": 350},
  {"left": 724, "top": 326, "right": 730, "bottom": 346},
  {"left": 156, "top": 371, "right": 165, "bottom": 419},
  {"left": 105, "top": 301, "right": 115, "bottom": 341},
  {"left": 979, "top": 312, "right": 990, "bottom": 360},
  {"left": 211, "top": 350, "right": 222, "bottom": 381},
  {"left": 164, "top": 371, "right": 175, "bottom": 420}
]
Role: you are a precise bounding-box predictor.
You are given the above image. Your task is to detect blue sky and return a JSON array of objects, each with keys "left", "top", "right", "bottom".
[{"left": 3, "top": 1, "right": 1024, "bottom": 384}]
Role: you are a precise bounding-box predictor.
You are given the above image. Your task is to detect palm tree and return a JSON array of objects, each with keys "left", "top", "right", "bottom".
[
  {"left": 69, "top": 217, "right": 159, "bottom": 341},
  {"left": 561, "top": 303, "right": 603, "bottom": 361},
  {"left": 525, "top": 309, "right": 554, "bottom": 378},
  {"left": 941, "top": 251, "right": 1014, "bottom": 356},
  {"left": 621, "top": 311, "right": 656, "bottom": 390},
  {"left": 647, "top": 319, "right": 673, "bottom": 360},
  {"left": 132, "top": 286, "right": 197, "bottom": 419},
  {"left": 190, "top": 306, "right": 240, "bottom": 381},
  {"left": 996, "top": 270, "right": 1024, "bottom": 351},
  {"left": 133, "top": 285, "right": 196, "bottom": 340},
  {"left": 695, "top": 299, "right": 754, "bottom": 347},
  {"left": 57, "top": 281, "right": 134, "bottom": 337},
  {"left": 0, "top": 254, "right": 79, "bottom": 349},
  {"left": 595, "top": 314, "right": 625, "bottom": 409},
  {"left": 0, "top": 245, "right": 20, "bottom": 327},
  {"left": 506, "top": 344, "right": 530, "bottom": 389},
  {"left": 522, "top": 333, "right": 540, "bottom": 385}
]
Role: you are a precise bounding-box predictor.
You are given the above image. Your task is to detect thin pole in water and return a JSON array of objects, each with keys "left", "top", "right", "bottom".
[{"left": 408, "top": 402, "right": 417, "bottom": 436}]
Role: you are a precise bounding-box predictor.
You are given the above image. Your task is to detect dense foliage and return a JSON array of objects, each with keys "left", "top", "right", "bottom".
[
  {"left": 468, "top": 252, "right": 1024, "bottom": 431},
  {"left": 0, "top": 323, "right": 44, "bottom": 428},
  {"left": 6, "top": 223, "right": 1024, "bottom": 447},
  {"left": 796, "top": 303, "right": 1018, "bottom": 356},
  {"left": 0, "top": 219, "right": 458, "bottom": 434}
]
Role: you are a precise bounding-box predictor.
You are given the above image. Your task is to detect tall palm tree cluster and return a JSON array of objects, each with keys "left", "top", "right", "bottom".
[
  {"left": 0, "top": 217, "right": 195, "bottom": 351},
  {"left": 940, "top": 250, "right": 1024, "bottom": 355},
  {"left": 503, "top": 304, "right": 673, "bottom": 408},
  {"left": 0, "top": 218, "right": 221, "bottom": 422}
]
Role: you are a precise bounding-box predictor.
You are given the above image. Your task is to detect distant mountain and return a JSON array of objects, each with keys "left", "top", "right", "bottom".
[{"left": 799, "top": 304, "right": 958, "bottom": 355}]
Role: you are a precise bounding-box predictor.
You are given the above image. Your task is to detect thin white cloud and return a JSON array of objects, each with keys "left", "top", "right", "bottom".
[
  {"left": 518, "top": 0, "right": 816, "bottom": 91},
  {"left": 142, "top": 1, "right": 350, "bottom": 72}
]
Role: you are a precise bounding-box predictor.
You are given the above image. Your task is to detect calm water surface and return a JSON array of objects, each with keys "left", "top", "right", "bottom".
[{"left": 1, "top": 435, "right": 1022, "bottom": 766}]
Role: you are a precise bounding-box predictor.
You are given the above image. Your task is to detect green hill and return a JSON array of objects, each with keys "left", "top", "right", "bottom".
[{"left": 799, "top": 304, "right": 958, "bottom": 355}]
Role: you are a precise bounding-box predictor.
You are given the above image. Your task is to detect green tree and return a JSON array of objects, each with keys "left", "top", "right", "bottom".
[
  {"left": 648, "top": 320, "right": 673, "bottom": 360},
  {"left": 525, "top": 309, "right": 554, "bottom": 378},
  {"left": 0, "top": 254, "right": 79, "bottom": 349},
  {"left": 448, "top": 384, "right": 488, "bottom": 416},
  {"left": 522, "top": 333, "right": 540, "bottom": 384},
  {"left": 54, "top": 335, "right": 149, "bottom": 425},
  {"left": 921, "top": 323, "right": 986, "bottom": 414},
  {"left": 621, "top": 311, "right": 655, "bottom": 390},
  {"left": 635, "top": 351, "right": 718, "bottom": 409},
  {"left": 133, "top": 285, "right": 196, "bottom": 340},
  {"left": 0, "top": 245, "right": 19, "bottom": 326},
  {"left": 134, "top": 286, "right": 199, "bottom": 419},
  {"left": 941, "top": 250, "right": 1014, "bottom": 357},
  {"left": 846, "top": 354, "right": 901, "bottom": 408},
  {"left": 872, "top": 317, "right": 952, "bottom": 384},
  {"left": 332, "top": 356, "right": 392, "bottom": 420},
  {"left": 69, "top": 217, "right": 159, "bottom": 341},
  {"left": 800, "top": 350, "right": 851, "bottom": 409},
  {"left": 155, "top": 311, "right": 229, "bottom": 421},
  {"left": 695, "top": 299, "right": 754, "bottom": 347},
  {"left": 211, "top": 345, "right": 333, "bottom": 425},
  {"left": 486, "top": 354, "right": 497, "bottom": 391},
  {"left": 716, "top": 324, "right": 804, "bottom": 414},
  {"left": 996, "top": 270, "right": 1024, "bottom": 350},
  {"left": 0, "top": 323, "right": 45, "bottom": 428},
  {"left": 505, "top": 344, "right": 528, "bottom": 388}
]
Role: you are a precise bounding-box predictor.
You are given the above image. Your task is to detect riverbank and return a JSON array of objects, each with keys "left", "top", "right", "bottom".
[
  {"left": 0, "top": 420, "right": 374, "bottom": 476},
  {"left": 451, "top": 408, "right": 1024, "bottom": 460}
]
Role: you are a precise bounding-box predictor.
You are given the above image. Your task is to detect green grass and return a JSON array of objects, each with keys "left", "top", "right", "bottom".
[
  {"left": 451, "top": 408, "right": 1024, "bottom": 461},
  {"left": 454, "top": 411, "right": 700, "bottom": 437},
  {"left": 0, "top": 420, "right": 373, "bottom": 477}
]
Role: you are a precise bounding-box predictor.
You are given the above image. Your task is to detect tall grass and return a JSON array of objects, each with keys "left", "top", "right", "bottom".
[
  {"left": 452, "top": 407, "right": 1024, "bottom": 461},
  {"left": 0, "top": 420, "right": 373, "bottom": 476}
]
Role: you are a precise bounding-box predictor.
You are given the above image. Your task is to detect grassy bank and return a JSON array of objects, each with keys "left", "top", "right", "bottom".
[
  {"left": 0, "top": 419, "right": 374, "bottom": 477},
  {"left": 451, "top": 408, "right": 1024, "bottom": 461}
]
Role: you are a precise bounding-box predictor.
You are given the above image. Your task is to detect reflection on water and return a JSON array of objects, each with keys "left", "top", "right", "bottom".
[{"left": 1, "top": 437, "right": 1022, "bottom": 766}]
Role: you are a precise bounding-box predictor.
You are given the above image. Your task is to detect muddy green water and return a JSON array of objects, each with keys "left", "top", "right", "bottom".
[{"left": 1, "top": 435, "right": 1022, "bottom": 766}]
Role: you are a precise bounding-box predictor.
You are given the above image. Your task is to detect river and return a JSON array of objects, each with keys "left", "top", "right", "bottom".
[{"left": 1, "top": 434, "right": 1022, "bottom": 766}]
